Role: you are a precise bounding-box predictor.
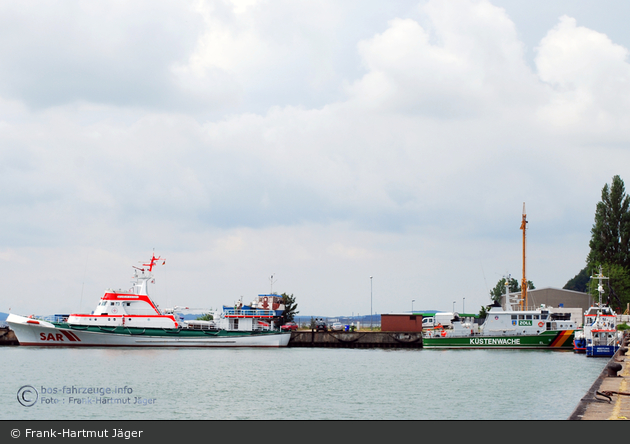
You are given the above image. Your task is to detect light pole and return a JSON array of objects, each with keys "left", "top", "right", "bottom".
[
  {"left": 453, "top": 301, "right": 456, "bottom": 312},
  {"left": 370, "top": 276, "right": 373, "bottom": 330},
  {"left": 463, "top": 297, "right": 465, "bottom": 314},
  {"left": 412, "top": 299, "right": 415, "bottom": 313}
]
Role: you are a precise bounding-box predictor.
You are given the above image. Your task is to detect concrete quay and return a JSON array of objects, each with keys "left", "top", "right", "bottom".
[
  {"left": 569, "top": 332, "right": 630, "bottom": 420},
  {"left": 288, "top": 330, "right": 422, "bottom": 348}
]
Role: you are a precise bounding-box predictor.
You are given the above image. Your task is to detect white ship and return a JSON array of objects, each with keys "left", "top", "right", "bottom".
[{"left": 7, "top": 253, "right": 291, "bottom": 347}]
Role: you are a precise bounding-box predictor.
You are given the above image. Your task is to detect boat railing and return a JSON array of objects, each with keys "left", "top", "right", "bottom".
[
  {"left": 507, "top": 305, "right": 555, "bottom": 312},
  {"left": 223, "top": 308, "right": 276, "bottom": 318}
]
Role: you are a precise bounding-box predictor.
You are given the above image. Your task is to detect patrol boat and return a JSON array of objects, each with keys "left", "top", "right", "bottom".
[
  {"left": 422, "top": 299, "right": 577, "bottom": 349},
  {"left": 580, "top": 267, "right": 622, "bottom": 357},
  {"left": 7, "top": 253, "right": 291, "bottom": 347}
]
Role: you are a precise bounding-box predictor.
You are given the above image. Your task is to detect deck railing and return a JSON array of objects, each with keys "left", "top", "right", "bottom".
[{"left": 223, "top": 308, "right": 276, "bottom": 318}]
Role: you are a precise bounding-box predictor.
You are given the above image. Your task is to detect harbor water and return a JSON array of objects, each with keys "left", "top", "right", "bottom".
[{"left": 1, "top": 346, "right": 607, "bottom": 420}]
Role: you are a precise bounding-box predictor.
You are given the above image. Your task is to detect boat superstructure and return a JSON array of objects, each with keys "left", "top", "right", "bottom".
[{"left": 7, "top": 253, "right": 291, "bottom": 347}]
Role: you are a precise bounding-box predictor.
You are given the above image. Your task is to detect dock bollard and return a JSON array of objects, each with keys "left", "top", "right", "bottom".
[{"left": 607, "top": 362, "right": 623, "bottom": 377}]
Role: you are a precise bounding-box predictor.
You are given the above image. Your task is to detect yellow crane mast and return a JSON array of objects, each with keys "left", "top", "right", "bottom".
[{"left": 520, "top": 203, "right": 528, "bottom": 310}]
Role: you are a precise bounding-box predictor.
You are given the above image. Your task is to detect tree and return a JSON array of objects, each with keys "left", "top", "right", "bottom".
[
  {"left": 563, "top": 267, "right": 590, "bottom": 292},
  {"left": 478, "top": 305, "right": 489, "bottom": 319},
  {"left": 489, "top": 277, "right": 535, "bottom": 302},
  {"left": 278, "top": 293, "right": 299, "bottom": 324},
  {"left": 587, "top": 175, "right": 630, "bottom": 270},
  {"left": 583, "top": 175, "right": 630, "bottom": 309},
  {"left": 196, "top": 313, "right": 213, "bottom": 321}
]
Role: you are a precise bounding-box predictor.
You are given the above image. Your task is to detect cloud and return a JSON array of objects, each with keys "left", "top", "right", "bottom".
[
  {"left": 0, "top": 1, "right": 207, "bottom": 110},
  {"left": 535, "top": 15, "right": 630, "bottom": 136},
  {"left": 348, "top": 0, "right": 544, "bottom": 117},
  {"left": 2, "top": 1, "right": 630, "bottom": 316}
]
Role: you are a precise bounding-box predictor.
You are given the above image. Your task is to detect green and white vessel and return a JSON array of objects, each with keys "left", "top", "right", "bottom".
[
  {"left": 422, "top": 304, "right": 576, "bottom": 349},
  {"left": 423, "top": 275, "right": 576, "bottom": 349}
]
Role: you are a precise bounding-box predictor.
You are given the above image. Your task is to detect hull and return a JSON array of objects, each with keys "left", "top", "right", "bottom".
[
  {"left": 8, "top": 316, "right": 291, "bottom": 348},
  {"left": 573, "top": 339, "right": 586, "bottom": 353},
  {"left": 586, "top": 345, "right": 618, "bottom": 357},
  {"left": 422, "top": 330, "right": 575, "bottom": 349}
]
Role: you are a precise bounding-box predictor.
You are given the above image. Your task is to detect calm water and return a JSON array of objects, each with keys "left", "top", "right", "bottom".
[{"left": 0, "top": 346, "right": 607, "bottom": 420}]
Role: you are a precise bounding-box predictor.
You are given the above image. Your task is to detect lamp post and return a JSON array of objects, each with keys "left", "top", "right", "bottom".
[
  {"left": 412, "top": 299, "right": 415, "bottom": 313},
  {"left": 463, "top": 297, "right": 465, "bottom": 314},
  {"left": 370, "top": 276, "right": 373, "bottom": 330},
  {"left": 453, "top": 301, "right": 456, "bottom": 312}
]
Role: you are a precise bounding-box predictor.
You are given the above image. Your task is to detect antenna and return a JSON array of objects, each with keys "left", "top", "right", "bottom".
[
  {"left": 269, "top": 274, "right": 277, "bottom": 294},
  {"left": 520, "top": 203, "right": 528, "bottom": 310}
]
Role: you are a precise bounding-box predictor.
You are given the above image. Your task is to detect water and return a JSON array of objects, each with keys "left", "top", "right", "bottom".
[{"left": 0, "top": 347, "right": 607, "bottom": 420}]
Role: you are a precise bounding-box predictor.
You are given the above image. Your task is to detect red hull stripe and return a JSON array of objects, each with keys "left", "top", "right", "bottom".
[
  {"left": 60, "top": 330, "right": 80, "bottom": 342},
  {"left": 550, "top": 330, "right": 573, "bottom": 347},
  {"left": 67, "top": 330, "right": 81, "bottom": 341}
]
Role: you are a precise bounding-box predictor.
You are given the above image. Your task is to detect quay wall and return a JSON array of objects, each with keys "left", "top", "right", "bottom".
[
  {"left": 568, "top": 331, "right": 630, "bottom": 420},
  {"left": 288, "top": 330, "right": 422, "bottom": 348}
]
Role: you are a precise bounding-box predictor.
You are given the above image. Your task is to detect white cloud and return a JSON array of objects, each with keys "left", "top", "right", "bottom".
[
  {"left": 349, "top": 0, "right": 544, "bottom": 116},
  {"left": 2, "top": 1, "right": 630, "bottom": 317},
  {"left": 535, "top": 15, "right": 630, "bottom": 135}
]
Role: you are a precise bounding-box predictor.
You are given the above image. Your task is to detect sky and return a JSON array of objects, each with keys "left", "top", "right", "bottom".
[{"left": 1, "top": 0, "right": 630, "bottom": 318}]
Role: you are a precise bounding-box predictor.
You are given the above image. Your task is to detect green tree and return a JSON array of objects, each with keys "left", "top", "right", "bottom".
[
  {"left": 478, "top": 305, "right": 489, "bottom": 319},
  {"left": 279, "top": 293, "right": 299, "bottom": 324},
  {"left": 196, "top": 313, "right": 213, "bottom": 321},
  {"left": 584, "top": 175, "right": 630, "bottom": 310},
  {"left": 587, "top": 175, "right": 630, "bottom": 269},
  {"left": 563, "top": 266, "right": 590, "bottom": 292},
  {"left": 489, "top": 277, "right": 535, "bottom": 302}
]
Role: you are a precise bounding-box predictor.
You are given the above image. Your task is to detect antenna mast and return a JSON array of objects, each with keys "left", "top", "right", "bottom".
[{"left": 520, "top": 203, "right": 528, "bottom": 310}]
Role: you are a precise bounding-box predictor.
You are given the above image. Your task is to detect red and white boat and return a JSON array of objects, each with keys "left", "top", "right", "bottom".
[{"left": 7, "top": 254, "right": 291, "bottom": 347}]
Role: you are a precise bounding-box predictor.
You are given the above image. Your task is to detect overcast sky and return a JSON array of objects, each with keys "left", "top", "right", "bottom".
[{"left": 2, "top": 0, "right": 629, "bottom": 317}]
